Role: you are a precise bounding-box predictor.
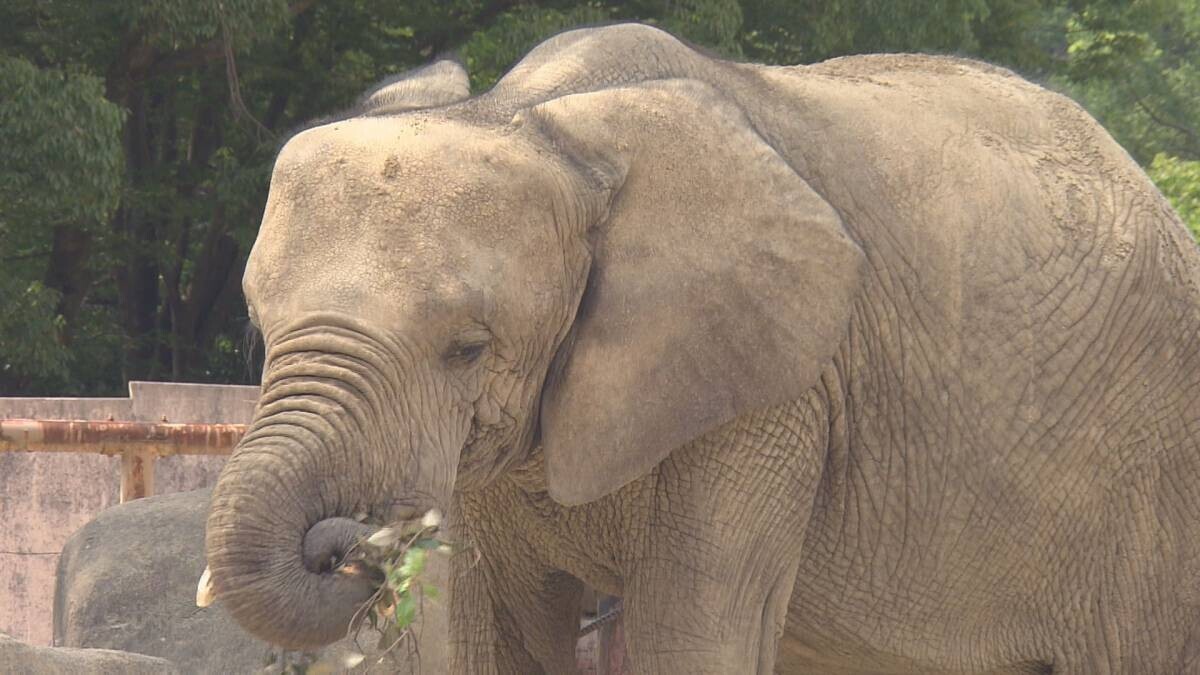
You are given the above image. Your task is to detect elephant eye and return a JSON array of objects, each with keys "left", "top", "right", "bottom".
[{"left": 444, "top": 341, "right": 488, "bottom": 366}]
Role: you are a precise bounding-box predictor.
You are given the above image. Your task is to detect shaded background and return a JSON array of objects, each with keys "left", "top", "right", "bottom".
[{"left": 2, "top": 0, "right": 1198, "bottom": 396}]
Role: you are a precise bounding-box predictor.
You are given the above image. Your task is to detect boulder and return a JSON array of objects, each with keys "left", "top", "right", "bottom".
[
  {"left": 0, "top": 631, "right": 177, "bottom": 674},
  {"left": 54, "top": 488, "right": 448, "bottom": 674}
]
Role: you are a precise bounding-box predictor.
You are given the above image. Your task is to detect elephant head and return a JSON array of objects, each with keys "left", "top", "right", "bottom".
[{"left": 205, "top": 49, "right": 863, "bottom": 649}]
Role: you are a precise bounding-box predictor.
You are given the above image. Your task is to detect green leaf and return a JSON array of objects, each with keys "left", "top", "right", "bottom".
[
  {"left": 399, "top": 547, "right": 426, "bottom": 578},
  {"left": 394, "top": 593, "right": 418, "bottom": 628},
  {"left": 1149, "top": 154, "right": 1200, "bottom": 239},
  {"left": 387, "top": 567, "right": 404, "bottom": 588}
]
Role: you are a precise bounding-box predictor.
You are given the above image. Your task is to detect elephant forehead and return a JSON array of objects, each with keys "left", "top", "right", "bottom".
[
  {"left": 245, "top": 117, "right": 566, "bottom": 321},
  {"left": 275, "top": 117, "right": 531, "bottom": 198},
  {"left": 266, "top": 117, "right": 550, "bottom": 245}
]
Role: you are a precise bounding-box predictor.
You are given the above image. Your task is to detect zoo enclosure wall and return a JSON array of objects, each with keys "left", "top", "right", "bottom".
[{"left": 0, "top": 381, "right": 258, "bottom": 646}]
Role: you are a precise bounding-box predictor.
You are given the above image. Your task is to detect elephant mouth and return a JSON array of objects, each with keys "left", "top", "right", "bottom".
[
  {"left": 300, "top": 516, "right": 369, "bottom": 569},
  {"left": 301, "top": 517, "right": 382, "bottom": 577},
  {"left": 299, "top": 500, "right": 438, "bottom": 578}
]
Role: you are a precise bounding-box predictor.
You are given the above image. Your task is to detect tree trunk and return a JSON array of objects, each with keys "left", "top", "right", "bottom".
[{"left": 43, "top": 226, "right": 93, "bottom": 346}]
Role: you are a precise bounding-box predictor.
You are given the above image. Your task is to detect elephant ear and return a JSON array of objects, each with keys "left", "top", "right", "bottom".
[
  {"left": 357, "top": 58, "right": 470, "bottom": 112},
  {"left": 530, "top": 79, "right": 865, "bottom": 506}
]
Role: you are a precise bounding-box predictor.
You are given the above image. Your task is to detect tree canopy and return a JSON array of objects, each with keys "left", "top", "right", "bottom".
[{"left": 2, "top": 0, "right": 1197, "bottom": 395}]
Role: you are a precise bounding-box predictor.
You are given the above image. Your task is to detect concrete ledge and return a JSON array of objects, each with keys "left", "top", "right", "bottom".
[{"left": 0, "top": 382, "right": 258, "bottom": 645}]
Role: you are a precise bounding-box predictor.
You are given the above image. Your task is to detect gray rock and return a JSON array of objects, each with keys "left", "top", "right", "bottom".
[
  {"left": 54, "top": 489, "right": 266, "bottom": 673},
  {"left": 0, "top": 631, "right": 177, "bottom": 674},
  {"left": 54, "top": 488, "right": 447, "bottom": 674}
]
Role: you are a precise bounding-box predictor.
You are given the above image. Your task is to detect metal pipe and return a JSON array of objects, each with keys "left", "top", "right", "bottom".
[{"left": 0, "top": 419, "right": 247, "bottom": 456}]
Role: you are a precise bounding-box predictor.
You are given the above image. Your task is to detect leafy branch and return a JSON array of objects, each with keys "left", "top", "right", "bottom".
[{"left": 291, "top": 510, "right": 454, "bottom": 674}]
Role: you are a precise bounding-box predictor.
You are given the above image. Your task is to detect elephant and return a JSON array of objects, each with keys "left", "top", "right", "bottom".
[{"left": 203, "top": 22, "right": 1200, "bottom": 674}]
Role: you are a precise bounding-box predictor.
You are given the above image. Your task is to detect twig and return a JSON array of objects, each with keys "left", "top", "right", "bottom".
[
  {"left": 220, "top": 16, "right": 273, "bottom": 141},
  {"left": 1135, "top": 97, "right": 1200, "bottom": 156},
  {"left": 146, "top": 0, "right": 320, "bottom": 78}
]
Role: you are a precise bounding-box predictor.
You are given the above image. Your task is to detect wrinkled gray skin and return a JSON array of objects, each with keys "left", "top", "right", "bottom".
[{"left": 205, "top": 24, "right": 1200, "bottom": 674}]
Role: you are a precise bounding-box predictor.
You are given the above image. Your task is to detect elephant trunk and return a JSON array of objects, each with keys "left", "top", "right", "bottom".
[
  {"left": 205, "top": 437, "right": 381, "bottom": 648},
  {"left": 205, "top": 340, "right": 423, "bottom": 649}
]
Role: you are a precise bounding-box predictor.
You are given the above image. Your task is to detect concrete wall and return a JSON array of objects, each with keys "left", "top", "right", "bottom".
[{"left": 0, "top": 382, "right": 258, "bottom": 646}]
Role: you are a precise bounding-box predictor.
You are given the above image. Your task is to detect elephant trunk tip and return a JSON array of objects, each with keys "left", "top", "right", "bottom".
[
  {"left": 205, "top": 511, "right": 383, "bottom": 650},
  {"left": 302, "top": 516, "right": 379, "bottom": 574}
]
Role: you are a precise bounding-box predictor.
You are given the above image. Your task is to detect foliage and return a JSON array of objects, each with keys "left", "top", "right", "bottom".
[
  {"left": 1149, "top": 154, "right": 1200, "bottom": 238},
  {"left": 1, "top": 0, "right": 1198, "bottom": 395},
  {"left": 0, "top": 280, "right": 69, "bottom": 383},
  {"left": 1051, "top": 0, "right": 1200, "bottom": 242},
  {"left": 1054, "top": 0, "right": 1200, "bottom": 164},
  {"left": 353, "top": 510, "right": 449, "bottom": 658},
  {"left": 0, "top": 57, "right": 123, "bottom": 231},
  {"left": 0, "top": 56, "right": 123, "bottom": 389}
]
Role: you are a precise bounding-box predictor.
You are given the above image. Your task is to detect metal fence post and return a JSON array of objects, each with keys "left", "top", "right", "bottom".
[{"left": 119, "top": 449, "right": 156, "bottom": 502}]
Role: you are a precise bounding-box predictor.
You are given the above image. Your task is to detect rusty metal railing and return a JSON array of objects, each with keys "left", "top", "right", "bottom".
[{"left": 0, "top": 419, "right": 246, "bottom": 502}]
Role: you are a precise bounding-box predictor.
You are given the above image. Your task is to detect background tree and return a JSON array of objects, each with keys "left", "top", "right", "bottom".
[
  {"left": 0, "top": 54, "right": 123, "bottom": 390},
  {"left": 1052, "top": 0, "right": 1200, "bottom": 234},
  {"left": 2, "top": 0, "right": 1197, "bottom": 396}
]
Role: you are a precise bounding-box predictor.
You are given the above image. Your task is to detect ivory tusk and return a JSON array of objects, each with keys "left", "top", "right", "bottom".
[{"left": 196, "top": 566, "right": 215, "bottom": 607}]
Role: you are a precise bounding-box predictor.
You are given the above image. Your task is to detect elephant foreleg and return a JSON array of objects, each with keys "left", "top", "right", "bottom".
[
  {"left": 623, "top": 558, "right": 802, "bottom": 674},
  {"left": 448, "top": 523, "right": 584, "bottom": 674},
  {"left": 620, "top": 396, "right": 826, "bottom": 674}
]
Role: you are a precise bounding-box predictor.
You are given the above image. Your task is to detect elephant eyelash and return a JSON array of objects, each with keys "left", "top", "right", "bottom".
[{"left": 444, "top": 341, "right": 488, "bottom": 366}]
